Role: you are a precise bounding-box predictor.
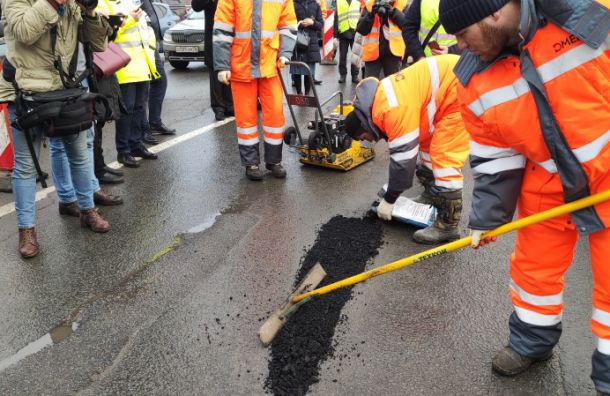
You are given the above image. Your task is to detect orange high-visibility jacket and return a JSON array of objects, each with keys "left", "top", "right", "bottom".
[
  {"left": 213, "top": 0, "right": 298, "bottom": 81},
  {"left": 362, "top": 0, "right": 408, "bottom": 61},
  {"left": 355, "top": 54, "right": 468, "bottom": 194},
  {"left": 457, "top": 0, "right": 610, "bottom": 233}
]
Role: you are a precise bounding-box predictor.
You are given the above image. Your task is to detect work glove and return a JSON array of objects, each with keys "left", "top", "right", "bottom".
[
  {"left": 218, "top": 70, "right": 231, "bottom": 85},
  {"left": 470, "top": 229, "right": 498, "bottom": 249},
  {"left": 377, "top": 198, "right": 394, "bottom": 221},
  {"left": 277, "top": 56, "right": 289, "bottom": 69}
]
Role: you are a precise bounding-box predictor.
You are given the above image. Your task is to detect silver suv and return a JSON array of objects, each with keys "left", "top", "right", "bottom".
[{"left": 162, "top": 9, "right": 205, "bottom": 70}]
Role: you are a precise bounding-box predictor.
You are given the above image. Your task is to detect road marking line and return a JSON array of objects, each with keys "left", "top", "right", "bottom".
[{"left": 0, "top": 117, "right": 235, "bottom": 219}]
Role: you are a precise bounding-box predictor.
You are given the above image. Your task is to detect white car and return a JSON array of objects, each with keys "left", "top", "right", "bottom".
[{"left": 162, "top": 10, "right": 205, "bottom": 70}]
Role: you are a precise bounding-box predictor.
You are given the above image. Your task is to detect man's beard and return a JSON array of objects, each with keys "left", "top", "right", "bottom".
[{"left": 478, "top": 20, "right": 521, "bottom": 61}]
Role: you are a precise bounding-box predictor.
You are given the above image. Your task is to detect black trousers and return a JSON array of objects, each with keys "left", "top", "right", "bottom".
[
  {"left": 364, "top": 55, "right": 402, "bottom": 79},
  {"left": 93, "top": 123, "right": 106, "bottom": 178},
  {"left": 210, "top": 69, "right": 234, "bottom": 115},
  {"left": 338, "top": 36, "right": 359, "bottom": 77}
]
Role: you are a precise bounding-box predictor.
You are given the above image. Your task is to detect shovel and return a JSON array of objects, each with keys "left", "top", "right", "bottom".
[{"left": 259, "top": 188, "right": 610, "bottom": 346}]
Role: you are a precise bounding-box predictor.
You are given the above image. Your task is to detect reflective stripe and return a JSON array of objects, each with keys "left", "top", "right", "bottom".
[
  {"left": 470, "top": 140, "right": 521, "bottom": 159},
  {"left": 385, "top": 31, "right": 402, "bottom": 37},
  {"left": 264, "top": 0, "right": 285, "bottom": 3},
  {"left": 510, "top": 280, "right": 563, "bottom": 306},
  {"left": 238, "top": 137, "right": 260, "bottom": 145},
  {"left": 363, "top": 37, "right": 378, "bottom": 44},
  {"left": 515, "top": 306, "right": 562, "bottom": 326},
  {"left": 593, "top": 308, "right": 610, "bottom": 327},
  {"left": 468, "top": 78, "right": 530, "bottom": 117},
  {"left": 382, "top": 78, "right": 398, "bottom": 108},
  {"left": 264, "top": 137, "right": 283, "bottom": 145},
  {"left": 433, "top": 167, "right": 461, "bottom": 178},
  {"left": 237, "top": 126, "right": 258, "bottom": 134},
  {"left": 435, "top": 179, "right": 463, "bottom": 189},
  {"left": 214, "top": 22, "right": 235, "bottom": 32},
  {"left": 468, "top": 37, "right": 609, "bottom": 116},
  {"left": 425, "top": 57, "right": 439, "bottom": 135},
  {"left": 419, "top": 151, "right": 431, "bottom": 161},
  {"left": 536, "top": 128, "right": 610, "bottom": 174},
  {"left": 598, "top": 338, "right": 610, "bottom": 355},
  {"left": 261, "top": 30, "right": 276, "bottom": 39},
  {"left": 213, "top": 35, "right": 234, "bottom": 43},
  {"left": 263, "top": 125, "right": 285, "bottom": 133},
  {"left": 391, "top": 145, "right": 419, "bottom": 162},
  {"left": 472, "top": 155, "right": 526, "bottom": 175},
  {"left": 117, "top": 41, "right": 144, "bottom": 48},
  {"left": 370, "top": 27, "right": 380, "bottom": 33},
  {"left": 235, "top": 31, "right": 251, "bottom": 39},
  {"left": 388, "top": 128, "right": 418, "bottom": 149}
]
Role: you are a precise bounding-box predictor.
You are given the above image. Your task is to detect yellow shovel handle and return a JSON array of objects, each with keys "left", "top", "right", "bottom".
[{"left": 292, "top": 188, "right": 610, "bottom": 303}]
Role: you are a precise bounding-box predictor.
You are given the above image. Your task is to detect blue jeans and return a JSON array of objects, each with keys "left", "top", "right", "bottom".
[
  {"left": 49, "top": 127, "right": 100, "bottom": 204},
  {"left": 9, "top": 103, "right": 94, "bottom": 228},
  {"left": 116, "top": 81, "right": 149, "bottom": 154}
]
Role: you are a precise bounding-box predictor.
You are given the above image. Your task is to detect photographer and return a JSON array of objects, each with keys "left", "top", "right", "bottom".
[
  {"left": 0, "top": 0, "right": 112, "bottom": 258},
  {"left": 356, "top": 0, "right": 408, "bottom": 78}
]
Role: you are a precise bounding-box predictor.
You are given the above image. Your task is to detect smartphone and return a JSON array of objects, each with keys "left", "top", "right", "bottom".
[{"left": 428, "top": 41, "right": 441, "bottom": 50}]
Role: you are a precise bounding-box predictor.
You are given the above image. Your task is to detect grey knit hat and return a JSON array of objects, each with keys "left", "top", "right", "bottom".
[{"left": 439, "top": 0, "right": 510, "bottom": 34}]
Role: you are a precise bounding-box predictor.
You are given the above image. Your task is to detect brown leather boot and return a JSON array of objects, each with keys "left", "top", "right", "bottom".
[
  {"left": 18, "top": 227, "right": 39, "bottom": 258},
  {"left": 80, "top": 209, "right": 111, "bottom": 233}
]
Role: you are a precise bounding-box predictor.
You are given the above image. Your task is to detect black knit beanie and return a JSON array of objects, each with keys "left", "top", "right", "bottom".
[{"left": 439, "top": 0, "right": 510, "bottom": 34}]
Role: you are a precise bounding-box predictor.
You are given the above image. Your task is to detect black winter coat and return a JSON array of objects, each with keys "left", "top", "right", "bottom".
[{"left": 292, "top": 0, "right": 324, "bottom": 63}]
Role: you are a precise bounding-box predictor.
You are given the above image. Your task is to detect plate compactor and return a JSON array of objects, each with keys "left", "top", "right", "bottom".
[{"left": 279, "top": 61, "right": 375, "bottom": 171}]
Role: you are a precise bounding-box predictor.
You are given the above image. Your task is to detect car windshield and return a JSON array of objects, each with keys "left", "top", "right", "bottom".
[{"left": 187, "top": 11, "right": 205, "bottom": 20}]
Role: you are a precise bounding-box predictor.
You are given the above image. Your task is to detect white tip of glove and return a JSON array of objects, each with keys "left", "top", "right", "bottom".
[
  {"left": 377, "top": 198, "right": 394, "bottom": 221},
  {"left": 218, "top": 70, "right": 231, "bottom": 85},
  {"left": 278, "top": 56, "right": 289, "bottom": 69},
  {"left": 470, "top": 229, "right": 485, "bottom": 248}
]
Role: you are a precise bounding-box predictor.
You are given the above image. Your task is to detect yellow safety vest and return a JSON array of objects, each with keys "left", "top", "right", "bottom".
[
  {"left": 418, "top": 0, "right": 456, "bottom": 57},
  {"left": 337, "top": 0, "right": 361, "bottom": 34},
  {"left": 96, "top": 0, "right": 160, "bottom": 84}
]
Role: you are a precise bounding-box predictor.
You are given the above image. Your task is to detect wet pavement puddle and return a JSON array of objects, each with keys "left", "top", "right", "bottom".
[{"left": 0, "top": 321, "right": 79, "bottom": 372}]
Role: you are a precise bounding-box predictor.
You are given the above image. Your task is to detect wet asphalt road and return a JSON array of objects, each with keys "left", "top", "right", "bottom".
[{"left": 0, "top": 60, "right": 599, "bottom": 395}]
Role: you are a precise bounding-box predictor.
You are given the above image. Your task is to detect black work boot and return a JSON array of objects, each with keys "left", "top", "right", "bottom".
[
  {"left": 266, "top": 163, "right": 286, "bottom": 179},
  {"left": 492, "top": 346, "right": 553, "bottom": 376},
  {"left": 246, "top": 165, "right": 264, "bottom": 181},
  {"left": 59, "top": 201, "right": 80, "bottom": 217}
]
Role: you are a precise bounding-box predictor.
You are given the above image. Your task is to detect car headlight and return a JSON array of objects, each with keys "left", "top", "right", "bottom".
[{"left": 163, "top": 31, "right": 172, "bottom": 42}]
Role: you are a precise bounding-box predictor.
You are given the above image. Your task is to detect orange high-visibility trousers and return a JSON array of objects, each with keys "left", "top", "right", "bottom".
[
  {"left": 230, "top": 76, "right": 285, "bottom": 166},
  {"left": 509, "top": 164, "right": 610, "bottom": 355}
]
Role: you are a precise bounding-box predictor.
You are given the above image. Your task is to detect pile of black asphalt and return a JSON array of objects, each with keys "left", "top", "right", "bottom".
[{"left": 266, "top": 215, "right": 383, "bottom": 395}]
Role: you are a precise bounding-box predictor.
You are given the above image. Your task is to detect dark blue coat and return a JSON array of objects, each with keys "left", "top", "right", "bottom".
[{"left": 292, "top": 0, "right": 324, "bottom": 63}]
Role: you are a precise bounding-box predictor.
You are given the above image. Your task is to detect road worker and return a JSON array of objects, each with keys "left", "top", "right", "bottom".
[
  {"left": 356, "top": 0, "right": 409, "bottom": 78},
  {"left": 438, "top": 0, "right": 610, "bottom": 393},
  {"left": 344, "top": 54, "right": 469, "bottom": 244},
  {"left": 213, "top": 0, "right": 297, "bottom": 180}
]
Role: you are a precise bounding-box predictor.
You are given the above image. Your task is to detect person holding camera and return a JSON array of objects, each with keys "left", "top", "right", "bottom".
[
  {"left": 343, "top": 54, "right": 469, "bottom": 244},
  {"left": 290, "top": 0, "right": 323, "bottom": 95},
  {"left": 1, "top": 0, "right": 112, "bottom": 258},
  {"left": 356, "top": 0, "right": 408, "bottom": 78},
  {"left": 97, "top": 0, "right": 160, "bottom": 169}
]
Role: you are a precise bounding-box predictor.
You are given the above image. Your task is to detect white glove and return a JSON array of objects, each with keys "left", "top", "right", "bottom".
[
  {"left": 377, "top": 199, "right": 394, "bottom": 221},
  {"left": 470, "top": 229, "right": 498, "bottom": 248},
  {"left": 277, "top": 56, "right": 289, "bottom": 69},
  {"left": 218, "top": 70, "right": 231, "bottom": 85}
]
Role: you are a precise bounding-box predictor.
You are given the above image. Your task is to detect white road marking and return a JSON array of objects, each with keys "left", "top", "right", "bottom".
[{"left": 0, "top": 117, "right": 235, "bottom": 219}]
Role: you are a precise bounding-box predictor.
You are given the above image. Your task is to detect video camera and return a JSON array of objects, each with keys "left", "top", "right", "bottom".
[{"left": 373, "top": 0, "right": 394, "bottom": 25}]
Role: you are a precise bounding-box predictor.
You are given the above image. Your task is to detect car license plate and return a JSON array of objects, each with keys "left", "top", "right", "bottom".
[{"left": 176, "top": 46, "right": 198, "bottom": 53}]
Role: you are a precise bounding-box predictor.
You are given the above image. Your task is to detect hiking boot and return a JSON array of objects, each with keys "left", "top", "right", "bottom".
[
  {"left": 492, "top": 346, "right": 553, "bottom": 376},
  {"left": 412, "top": 220, "right": 460, "bottom": 244},
  {"left": 266, "top": 163, "right": 286, "bottom": 179},
  {"left": 410, "top": 191, "right": 434, "bottom": 206},
  {"left": 18, "top": 227, "right": 39, "bottom": 258},
  {"left": 339, "top": 75, "right": 346, "bottom": 83},
  {"left": 80, "top": 209, "right": 111, "bottom": 233},
  {"left": 246, "top": 165, "right": 264, "bottom": 181},
  {"left": 59, "top": 201, "right": 80, "bottom": 217}
]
